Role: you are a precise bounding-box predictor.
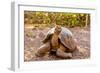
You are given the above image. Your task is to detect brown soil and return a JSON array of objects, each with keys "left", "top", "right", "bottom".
[{"left": 24, "top": 26, "right": 90, "bottom": 62}]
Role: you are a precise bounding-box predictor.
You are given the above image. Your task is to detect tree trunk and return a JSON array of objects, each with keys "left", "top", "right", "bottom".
[{"left": 85, "top": 14, "right": 88, "bottom": 27}]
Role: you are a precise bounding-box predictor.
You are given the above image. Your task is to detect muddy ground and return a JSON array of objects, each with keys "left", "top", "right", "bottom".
[{"left": 24, "top": 27, "right": 90, "bottom": 61}]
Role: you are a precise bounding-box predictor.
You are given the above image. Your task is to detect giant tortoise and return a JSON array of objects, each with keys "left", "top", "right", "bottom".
[{"left": 35, "top": 25, "right": 77, "bottom": 58}]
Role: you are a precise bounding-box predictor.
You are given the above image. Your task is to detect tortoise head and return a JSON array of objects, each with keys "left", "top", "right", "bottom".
[{"left": 54, "top": 25, "right": 62, "bottom": 35}]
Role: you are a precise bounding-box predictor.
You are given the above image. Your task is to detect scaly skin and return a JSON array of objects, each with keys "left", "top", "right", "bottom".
[
  {"left": 51, "top": 33, "right": 60, "bottom": 51},
  {"left": 56, "top": 44, "right": 72, "bottom": 58},
  {"left": 35, "top": 42, "right": 50, "bottom": 57}
]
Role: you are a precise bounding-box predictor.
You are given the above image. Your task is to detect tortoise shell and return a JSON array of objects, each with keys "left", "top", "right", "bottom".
[{"left": 42, "top": 27, "right": 76, "bottom": 50}]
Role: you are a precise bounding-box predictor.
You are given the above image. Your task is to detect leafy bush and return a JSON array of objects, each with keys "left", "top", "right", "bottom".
[{"left": 24, "top": 11, "right": 90, "bottom": 28}]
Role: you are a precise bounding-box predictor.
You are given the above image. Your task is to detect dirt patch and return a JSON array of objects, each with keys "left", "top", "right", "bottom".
[{"left": 24, "top": 27, "right": 90, "bottom": 61}]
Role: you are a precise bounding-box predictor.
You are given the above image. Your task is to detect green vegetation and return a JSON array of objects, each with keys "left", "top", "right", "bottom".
[{"left": 24, "top": 11, "right": 90, "bottom": 28}]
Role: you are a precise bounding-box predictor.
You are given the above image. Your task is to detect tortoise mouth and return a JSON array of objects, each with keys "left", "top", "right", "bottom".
[{"left": 54, "top": 28, "right": 62, "bottom": 34}]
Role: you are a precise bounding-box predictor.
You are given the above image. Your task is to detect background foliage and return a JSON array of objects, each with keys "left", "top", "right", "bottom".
[{"left": 24, "top": 11, "right": 90, "bottom": 28}]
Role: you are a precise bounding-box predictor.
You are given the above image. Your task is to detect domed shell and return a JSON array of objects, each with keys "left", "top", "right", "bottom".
[
  {"left": 59, "top": 27, "right": 76, "bottom": 50},
  {"left": 42, "top": 27, "right": 76, "bottom": 50}
]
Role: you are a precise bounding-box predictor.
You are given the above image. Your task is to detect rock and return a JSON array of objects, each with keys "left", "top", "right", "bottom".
[
  {"left": 24, "top": 50, "right": 33, "bottom": 61},
  {"left": 77, "top": 46, "right": 88, "bottom": 55},
  {"left": 38, "top": 32, "right": 45, "bottom": 39}
]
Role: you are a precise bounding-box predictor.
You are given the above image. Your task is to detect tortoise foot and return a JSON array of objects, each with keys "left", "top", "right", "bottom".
[{"left": 56, "top": 49, "right": 72, "bottom": 59}]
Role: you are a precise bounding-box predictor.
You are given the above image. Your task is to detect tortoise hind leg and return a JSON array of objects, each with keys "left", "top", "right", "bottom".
[
  {"left": 56, "top": 44, "right": 72, "bottom": 59},
  {"left": 35, "top": 42, "right": 50, "bottom": 57}
]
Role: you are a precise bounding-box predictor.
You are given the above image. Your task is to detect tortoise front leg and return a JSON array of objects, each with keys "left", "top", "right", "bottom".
[
  {"left": 35, "top": 42, "right": 50, "bottom": 57},
  {"left": 56, "top": 44, "right": 72, "bottom": 59}
]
